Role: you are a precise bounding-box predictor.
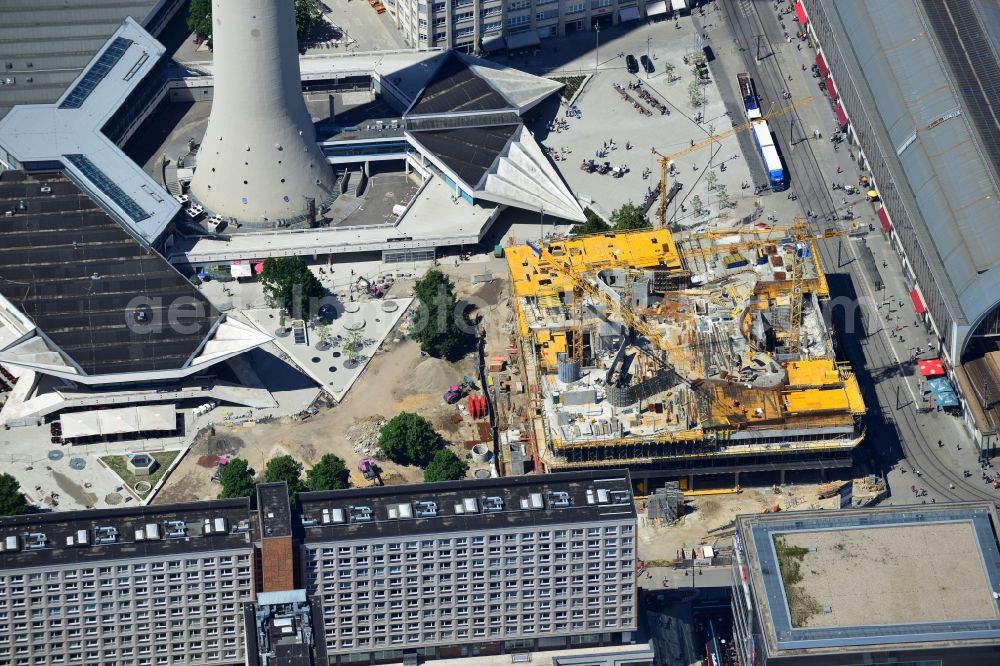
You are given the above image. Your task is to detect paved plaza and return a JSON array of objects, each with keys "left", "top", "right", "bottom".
[
  {"left": 503, "top": 17, "right": 759, "bottom": 226},
  {"left": 242, "top": 296, "right": 412, "bottom": 403}
]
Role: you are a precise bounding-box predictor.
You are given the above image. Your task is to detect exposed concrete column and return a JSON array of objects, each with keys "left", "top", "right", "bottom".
[
  {"left": 688, "top": 474, "right": 695, "bottom": 491},
  {"left": 190, "top": 0, "right": 334, "bottom": 221},
  {"left": 734, "top": 471, "right": 741, "bottom": 487},
  {"left": 779, "top": 469, "right": 786, "bottom": 485}
]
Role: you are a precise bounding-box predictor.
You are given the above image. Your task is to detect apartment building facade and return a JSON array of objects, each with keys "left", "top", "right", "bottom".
[
  {"left": 299, "top": 471, "right": 638, "bottom": 664},
  {"left": 0, "top": 500, "right": 256, "bottom": 666},
  {"left": 390, "top": 0, "right": 678, "bottom": 53},
  {"left": 0, "top": 472, "right": 637, "bottom": 666}
]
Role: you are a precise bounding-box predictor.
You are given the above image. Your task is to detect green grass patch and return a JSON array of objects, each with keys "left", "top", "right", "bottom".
[
  {"left": 773, "top": 534, "right": 822, "bottom": 627},
  {"left": 550, "top": 75, "right": 586, "bottom": 102},
  {"left": 101, "top": 451, "right": 180, "bottom": 499}
]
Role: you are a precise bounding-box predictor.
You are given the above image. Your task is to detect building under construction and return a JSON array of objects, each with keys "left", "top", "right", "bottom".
[{"left": 505, "top": 228, "right": 865, "bottom": 488}]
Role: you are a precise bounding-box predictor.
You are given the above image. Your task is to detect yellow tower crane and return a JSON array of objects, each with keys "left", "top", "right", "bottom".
[
  {"left": 531, "top": 241, "right": 738, "bottom": 424},
  {"left": 676, "top": 221, "right": 848, "bottom": 356},
  {"left": 651, "top": 96, "right": 815, "bottom": 228}
]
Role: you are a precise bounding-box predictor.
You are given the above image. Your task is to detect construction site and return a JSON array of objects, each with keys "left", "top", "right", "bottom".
[{"left": 501, "top": 225, "right": 866, "bottom": 490}]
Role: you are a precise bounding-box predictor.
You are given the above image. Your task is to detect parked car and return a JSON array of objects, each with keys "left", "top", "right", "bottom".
[
  {"left": 640, "top": 54, "right": 654, "bottom": 74},
  {"left": 626, "top": 54, "right": 639, "bottom": 74}
]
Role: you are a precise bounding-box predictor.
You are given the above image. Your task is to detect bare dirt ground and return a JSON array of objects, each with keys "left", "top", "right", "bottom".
[
  {"left": 156, "top": 273, "right": 510, "bottom": 504},
  {"left": 637, "top": 483, "right": 842, "bottom": 564}
]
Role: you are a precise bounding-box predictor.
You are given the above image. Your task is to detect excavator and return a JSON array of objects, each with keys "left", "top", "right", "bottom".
[{"left": 356, "top": 276, "right": 383, "bottom": 298}]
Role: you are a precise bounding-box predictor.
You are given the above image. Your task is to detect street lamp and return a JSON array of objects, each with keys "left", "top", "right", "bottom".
[
  {"left": 595, "top": 22, "right": 600, "bottom": 69},
  {"left": 646, "top": 34, "right": 651, "bottom": 79}
]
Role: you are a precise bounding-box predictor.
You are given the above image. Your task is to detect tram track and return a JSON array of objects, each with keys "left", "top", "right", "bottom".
[{"left": 715, "top": 0, "right": 999, "bottom": 504}]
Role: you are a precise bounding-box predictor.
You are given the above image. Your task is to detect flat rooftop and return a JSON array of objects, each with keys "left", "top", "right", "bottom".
[
  {"left": 737, "top": 503, "right": 1000, "bottom": 655},
  {"left": 0, "top": 171, "right": 219, "bottom": 375},
  {"left": 0, "top": 498, "right": 254, "bottom": 571},
  {"left": 0, "top": 17, "right": 180, "bottom": 244},
  {"left": 298, "top": 470, "right": 635, "bottom": 542},
  {"left": 0, "top": 0, "right": 163, "bottom": 119},
  {"left": 780, "top": 523, "right": 995, "bottom": 628}
]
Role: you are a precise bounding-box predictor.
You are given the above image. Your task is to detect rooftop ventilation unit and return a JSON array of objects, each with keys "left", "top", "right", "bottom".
[
  {"left": 24, "top": 533, "right": 47, "bottom": 550},
  {"left": 144, "top": 523, "right": 160, "bottom": 540},
  {"left": 455, "top": 498, "right": 478, "bottom": 514},
  {"left": 586, "top": 490, "right": 595, "bottom": 505},
  {"left": 388, "top": 503, "right": 414, "bottom": 519},
  {"left": 610, "top": 490, "right": 631, "bottom": 505},
  {"left": 415, "top": 501, "right": 437, "bottom": 518},
  {"left": 482, "top": 496, "right": 504, "bottom": 513},
  {"left": 349, "top": 506, "right": 373, "bottom": 523},
  {"left": 40, "top": 186, "right": 51, "bottom": 194},
  {"left": 302, "top": 518, "right": 319, "bottom": 527},
  {"left": 93, "top": 527, "right": 117, "bottom": 545},
  {"left": 596, "top": 489, "right": 610, "bottom": 504},
  {"left": 0, "top": 535, "right": 20, "bottom": 552},
  {"left": 165, "top": 521, "right": 187, "bottom": 539},
  {"left": 203, "top": 517, "right": 229, "bottom": 535},
  {"left": 232, "top": 519, "right": 251, "bottom": 534},
  {"left": 321, "top": 508, "right": 346, "bottom": 524},
  {"left": 548, "top": 491, "right": 571, "bottom": 508},
  {"left": 66, "top": 529, "right": 89, "bottom": 547},
  {"left": 530, "top": 493, "right": 545, "bottom": 509}
]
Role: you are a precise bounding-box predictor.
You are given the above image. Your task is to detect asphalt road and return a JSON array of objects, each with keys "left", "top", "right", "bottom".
[{"left": 710, "top": 0, "right": 999, "bottom": 504}]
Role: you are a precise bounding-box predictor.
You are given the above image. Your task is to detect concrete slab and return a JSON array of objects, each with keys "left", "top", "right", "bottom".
[{"left": 242, "top": 297, "right": 412, "bottom": 402}]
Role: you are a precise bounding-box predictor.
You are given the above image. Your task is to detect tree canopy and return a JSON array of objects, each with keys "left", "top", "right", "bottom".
[
  {"left": 294, "top": 0, "right": 323, "bottom": 39},
  {"left": 306, "top": 454, "right": 351, "bottom": 491},
  {"left": 0, "top": 473, "right": 28, "bottom": 517},
  {"left": 259, "top": 256, "right": 325, "bottom": 318},
  {"left": 423, "top": 449, "right": 469, "bottom": 482},
  {"left": 610, "top": 203, "right": 651, "bottom": 231},
  {"left": 187, "top": 0, "right": 212, "bottom": 40},
  {"left": 378, "top": 412, "right": 441, "bottom": 466},
  {"left": 571, "top": 208, "right": 611, "bottom": 237},
  {"left": 217, "top": 458, "right": 256, "bottom": 499},
  {"left": 411, "top": 270, "right": 468, "bottom": 361},
  {"left": 188, "top": 0, "right": 322, "bottom": 41},
  {"left": 263, "top": 455, "right": 307, "bottom": 497}
]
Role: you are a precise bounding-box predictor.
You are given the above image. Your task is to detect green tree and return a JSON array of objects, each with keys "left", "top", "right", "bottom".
[
  {"left": 716, "top": 186, "right": 730, "bottom": 209},
  {"left": 704, "top": 170, "right": 718, "bottom": 192},
  {"left": 306, "top": 453, "right": 351, "bottom": 491},
  {"left": 187, "top": 0, "right": 212, "bottom": 40},
  {"left": 688, "top": 81, "right": 703, "bottom": 107},
  {"left": 610, "top": 203, "right": 651, "bottom": 231},
  {"left": 423, "top": 449, "right": 469, "bottom": 482},
  {"left": 690, "top": 194, "right": 704, "bottom": 215},
  {"left": 316, "top": 321, "right": 332, "bottom": 346},
  {"left": 571, "top": 208, "right": 611, "bottom": 237},
  {"left": 263, "top": 455, "right": 307, "bottom": 498},
  {"left": 411, "top": 270, "right": 468, "bottom": 361},
  {"left": 294, "top": 0, "right": 324, "bottom": 39},
  {"left": 378, "top": 412, "right": 441, "bottom": 465},
  {"left": 259, "top": 257, "right": 325, "bottom": 318},
  {"left": 218, "top": 458, "right": 256, "bottom": 499},
  {"left": 663, "top": 62, "right": 676, "bottom": 82},
  {"left": 343, "top": 327, "right": 363, "bottom": 364},
  {"left": 0, "top": 473, "right": 28, "bottom": 516},
  {"left": 188, "top": 0, "right": 321, "bottom": 41}
]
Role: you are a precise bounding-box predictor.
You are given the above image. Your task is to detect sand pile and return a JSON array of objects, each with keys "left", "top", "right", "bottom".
[{"left": 404, "top": 356, "right": 465, "bottom": 393}]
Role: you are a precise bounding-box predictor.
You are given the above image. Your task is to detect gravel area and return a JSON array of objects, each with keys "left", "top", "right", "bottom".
[{"left": 780, "top": 523, "right": 997, "bottom": 628}]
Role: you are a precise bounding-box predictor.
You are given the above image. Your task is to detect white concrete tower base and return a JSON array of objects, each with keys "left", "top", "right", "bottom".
[{"left": 190, "top": 0, "right": 334, "bottom": 222}]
